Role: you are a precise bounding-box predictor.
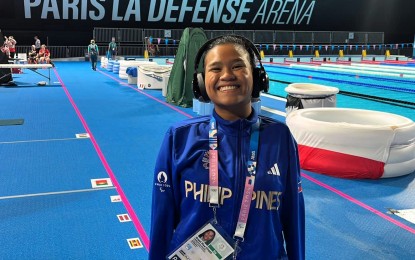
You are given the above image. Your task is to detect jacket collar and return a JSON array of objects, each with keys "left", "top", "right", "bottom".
[{"left": 212, "top": 107, "right": 258, "bottom": 137}]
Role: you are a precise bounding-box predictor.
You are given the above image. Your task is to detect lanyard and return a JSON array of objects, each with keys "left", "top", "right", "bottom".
[{"left": 208, "top": 116, "right": 260, "bottom": 242}]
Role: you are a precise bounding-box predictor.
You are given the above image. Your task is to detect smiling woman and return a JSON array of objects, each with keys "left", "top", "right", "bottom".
[
  {"left": 203, "top": 43, "right": 254, "bottom": 120},
  {"left": 150, "top": 35, "right": 304, "bottom": 260}
]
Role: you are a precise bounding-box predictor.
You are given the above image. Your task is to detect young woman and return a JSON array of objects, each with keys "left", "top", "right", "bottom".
[
  {"left": 150, "top": 35, "right": 305, "bottom": 259},
  {"left": 4, "top": 36, "right": 17, "bottom": 58},
  {"left": 28, "top": 45, "right": 37, "bottom": 64},
  {"left": 37, "top": 44, "right": 51, "bottom": 64}
]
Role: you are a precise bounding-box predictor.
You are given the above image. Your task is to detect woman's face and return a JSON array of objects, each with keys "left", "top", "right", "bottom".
[
  {"left": 203, "top": 230, "right": 215, "bottom": 241},
  {"left": 204, "top": 43, "right": 253, "bottom": 119}
]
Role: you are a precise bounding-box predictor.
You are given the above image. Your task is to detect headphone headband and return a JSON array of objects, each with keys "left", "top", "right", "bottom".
[
  {"left": 192, "top": 34, "right": 269, "bottom": 102},
  {"left": 194, "top": 35, "right": 262, "bottom": 73}
]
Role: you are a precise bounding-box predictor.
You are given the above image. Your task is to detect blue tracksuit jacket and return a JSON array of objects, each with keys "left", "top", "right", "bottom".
[{"left": 150, "top": 109, "right": 305, "bottom": 259}]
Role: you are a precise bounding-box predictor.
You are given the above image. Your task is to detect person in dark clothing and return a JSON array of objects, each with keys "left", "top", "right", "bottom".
[{"left": 88, "top": 39, "right": 99, "bottom": 71}]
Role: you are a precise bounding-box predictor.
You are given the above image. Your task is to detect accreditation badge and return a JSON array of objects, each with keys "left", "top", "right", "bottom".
[{"left": 167, "top": 220, "right": 235, "bottom": 260}]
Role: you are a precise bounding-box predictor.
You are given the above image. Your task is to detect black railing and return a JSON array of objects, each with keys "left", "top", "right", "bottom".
[
  {"left": 14, "top": 44, "right": 413, "bottom": 59},
  {"left": 15, "top": 44, "right": 180, "bottom": 59}
]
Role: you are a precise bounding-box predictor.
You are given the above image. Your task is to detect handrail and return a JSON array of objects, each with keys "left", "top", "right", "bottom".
[{"left": 14, "top": 43, "right": 414, "bottom": 59}]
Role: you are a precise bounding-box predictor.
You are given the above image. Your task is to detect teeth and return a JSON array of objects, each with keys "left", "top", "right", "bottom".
[{"left": 219, "top": 86, "right": 237, "bottom": 91}]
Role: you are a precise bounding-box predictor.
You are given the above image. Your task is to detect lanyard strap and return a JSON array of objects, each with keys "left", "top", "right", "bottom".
[
  {"left": 208, "top": 118, "right": 220, "bottom": 206},
  {"left": 208, "top": 117, "right": 260, "bottom": 241}
]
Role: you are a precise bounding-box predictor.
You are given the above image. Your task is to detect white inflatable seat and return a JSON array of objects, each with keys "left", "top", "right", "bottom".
[
  {"left": 285, "top": 83, "right": 339, "bottom": 116},
  {"left": 101, "top": 57, "right": 108, "bottom": 68},
  {"left": 118, "top": 60, "right": 157, "bottom": 79},
  {"left": 137, "top": 65, "right": 172, "bottom": 92},
  {"left": 286, "top": 108, "right": 415, "bottom": 179}
]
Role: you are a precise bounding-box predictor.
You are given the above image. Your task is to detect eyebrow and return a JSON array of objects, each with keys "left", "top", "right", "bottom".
[{"left": 206, "top": 58, "right": 245, "bottom": 68}]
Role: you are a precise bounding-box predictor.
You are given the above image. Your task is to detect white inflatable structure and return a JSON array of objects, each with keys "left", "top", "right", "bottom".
[
  {"left": 285, "top": 83, "right": 339, "bottom": 116},
  {"left": 286, "top": 108, "right": 415, "bottom": 178},
  {"left": 118, "top": 60, "right": 157, "bottom": 79},
  {"left": 137, "top": 65, "right": 172, "bottom": 96},
  {"left": 100, "top": 57, "right": 108, "bottom": 68}
]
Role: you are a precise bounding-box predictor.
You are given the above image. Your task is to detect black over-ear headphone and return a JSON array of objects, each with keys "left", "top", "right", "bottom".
[{"left": 193, "top": 35, "right": 269, "bottom": 102}]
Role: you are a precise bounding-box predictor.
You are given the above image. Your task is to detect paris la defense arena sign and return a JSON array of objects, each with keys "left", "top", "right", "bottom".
[
  {"left": 10, "top": 0, "right": 415, "bottom": 43},
  {"left": 22, "top": 0, "right": 316, "bottom": 27}
]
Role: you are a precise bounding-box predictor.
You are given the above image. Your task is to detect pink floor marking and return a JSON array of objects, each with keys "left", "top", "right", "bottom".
[
  {"left": 53, "top": 69, "right": 150, "bottom": 250},
  {"left": 302, "top": 172, "right": 415, "bottom": 234}
]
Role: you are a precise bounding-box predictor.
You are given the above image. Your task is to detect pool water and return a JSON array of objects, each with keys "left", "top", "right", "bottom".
[{"left": 265, "top": 64, "right": 415, "bottom": 121}]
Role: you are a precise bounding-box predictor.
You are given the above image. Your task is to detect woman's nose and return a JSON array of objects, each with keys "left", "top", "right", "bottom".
[{"left": 220, "top": 67, "right": 236, "bottom": 80}]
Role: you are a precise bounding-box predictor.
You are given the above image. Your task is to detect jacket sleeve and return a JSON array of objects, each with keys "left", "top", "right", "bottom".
[
  {"left": 149, "top": 128, "right": 177, "bottom": 259},
  {"left": 281, "top": 133, "right": 305, "bottom": 259}
]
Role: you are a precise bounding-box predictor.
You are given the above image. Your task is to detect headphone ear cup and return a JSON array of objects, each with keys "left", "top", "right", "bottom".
[
  {"left": 252, "top": 67, "right": 269, "bottom": 98},
  {"left": 252, "top": 68, "right": 261, "bottom": 98},
  {"left": 194, "top": 72, "right": 210, "bottom": 102}
]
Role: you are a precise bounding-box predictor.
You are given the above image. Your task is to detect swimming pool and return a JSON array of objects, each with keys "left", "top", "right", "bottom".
[{"left": 265, "top": 64, "right": 415, "bottom": 121}]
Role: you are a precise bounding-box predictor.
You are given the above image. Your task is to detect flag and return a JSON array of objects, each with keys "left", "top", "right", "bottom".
[
  {"left": 96, "top": 180, "right": 108, "bottom": 186},
  {"left": 117, "top": 214, "right": 131, "bottom": 222},
  {"left": 127, "top": 238, "right": 143, "bottom": 249},
  {"left": 75, "top": 133, "right": 90, "bottom": 138},
  {"left": 110, "top": 195, "right": 122, "bottom": 202},
  {"left": 91, "top": 178, "right": 113, "bottom": 188}
]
